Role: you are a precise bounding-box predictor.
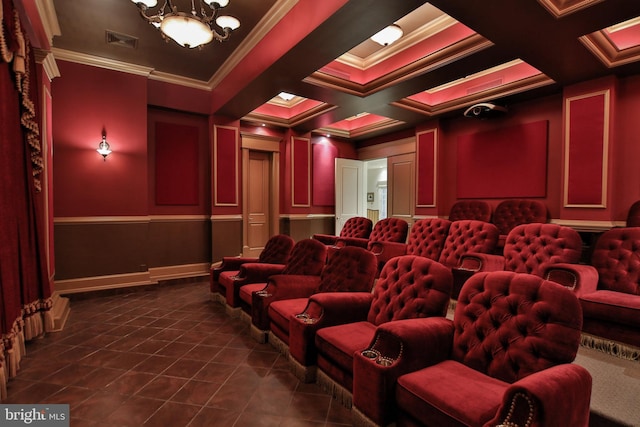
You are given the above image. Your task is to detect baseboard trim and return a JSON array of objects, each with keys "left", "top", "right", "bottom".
[{"left": 55, "top": 263, "right": 210, "bottom": 295}]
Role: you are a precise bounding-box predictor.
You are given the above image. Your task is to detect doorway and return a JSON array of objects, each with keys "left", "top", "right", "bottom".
[{"left": 365, "top": 158, "right": 387, "bottom": 226}]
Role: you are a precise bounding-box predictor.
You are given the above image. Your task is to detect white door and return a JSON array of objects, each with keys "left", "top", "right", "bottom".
[{"left": 335, "top": 158, "right": 366, "bottom": 235}]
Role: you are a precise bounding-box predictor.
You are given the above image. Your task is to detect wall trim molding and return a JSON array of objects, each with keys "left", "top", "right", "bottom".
[
  {"left": 55, "top": 263, "right": 210, "bottom": 295},
  {"left": 54, "top": 215, "right": 210, "bottom": 224},
  {"left": 280, "top": 214, "right": 334, "bottom": 220},
  {"left": 210, "top": 214, "right": 243, "bottom": 221},
  {"left": 550, "top": 218, "right": 623, "bottom": 231}
]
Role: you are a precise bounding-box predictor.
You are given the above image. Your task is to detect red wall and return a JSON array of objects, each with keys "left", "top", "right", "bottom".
[{"left": 52, "top": 61, "right": 148, "bottom": 217}]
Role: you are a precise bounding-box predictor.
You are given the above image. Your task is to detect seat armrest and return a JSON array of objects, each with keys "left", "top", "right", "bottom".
[
  {"left": 487, "top": 364, "right": 592, "bottom": 427},
  {"left": 334, "top": 236, "right": 369, "bottom": 248},
  {"left": 289, "top": 292, "right": 374, "bottom": 366},
  {"left": 543, "top": 263, "right": 599, "bottom": 297},
  {"left": 352, "top": 318, "right": 454, "bottom": 426},
  {"left": 236, "top": 263, "right": 286, "bottom": 283},
  {"left": 458, "top": 253, "right": 505, "bottom": 272},
  {"left": 216, "top": 256, "right": 259, "bottom": 272},
  {"left": 251, "top": 275, "right": 322, "bottom": 330},
  {"left": 313, "top": 233, "right": 337, "bottom": 246},
  {"left": 368, "top": 241, "right": 407, "bottom": 257}
]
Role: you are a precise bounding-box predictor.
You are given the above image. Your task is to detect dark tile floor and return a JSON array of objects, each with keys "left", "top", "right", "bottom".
[{"left": 4, "top": 281, "right": 353, "bottom": 426}]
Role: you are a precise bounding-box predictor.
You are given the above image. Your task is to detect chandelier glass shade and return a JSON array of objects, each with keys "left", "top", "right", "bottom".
[{"left": 131, "top": 0, "right": 240, "bottom": 49}]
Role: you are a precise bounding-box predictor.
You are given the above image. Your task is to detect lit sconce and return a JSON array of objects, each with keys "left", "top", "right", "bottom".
[{"left": 97, "top": 131, "right": 112, "bottom": 161}]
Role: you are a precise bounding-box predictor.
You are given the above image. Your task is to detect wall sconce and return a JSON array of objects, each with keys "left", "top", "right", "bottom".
[{"left": 97, "top": 131, "right": 112, "bottom": 161}]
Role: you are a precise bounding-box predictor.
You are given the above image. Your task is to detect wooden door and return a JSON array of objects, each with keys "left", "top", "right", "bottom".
[
  {"left": 245, "top": 151, "right": 271, "bottom": 256},
  {"left": 335, "top": 158, "right": 365, "bottom": 235}
]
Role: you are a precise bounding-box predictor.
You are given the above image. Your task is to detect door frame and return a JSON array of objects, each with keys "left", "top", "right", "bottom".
[{"left": 241, "top": 133, "right": 280, "bottom": 256}]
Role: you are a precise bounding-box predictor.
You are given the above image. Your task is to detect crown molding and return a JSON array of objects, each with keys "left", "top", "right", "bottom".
[
  {"left": 208, "top": 0, "right": 298, "bottom": 88},
  {"left": 52, "top": 48, "right": 154, "bottom": 77},
  {"left": 34, "top": 49, "right": 60, "bottom": 81},
  {"left": 35, "top": 0, "right": 61, "bottom": 46}
]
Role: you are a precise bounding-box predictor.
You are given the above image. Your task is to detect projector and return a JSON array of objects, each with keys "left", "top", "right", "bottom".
[{"left": 463, "top": 102, "right": 508, "bottom": 119}]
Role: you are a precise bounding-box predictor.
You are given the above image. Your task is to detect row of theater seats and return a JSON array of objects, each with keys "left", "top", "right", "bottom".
[{"left": 209, "top": 234, "right": 592, "bottom": 426}]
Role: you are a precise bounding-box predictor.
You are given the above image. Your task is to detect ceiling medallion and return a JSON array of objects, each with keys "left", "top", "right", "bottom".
[{"left": 130, "top": 0, "right": 240, "bottom": 49}]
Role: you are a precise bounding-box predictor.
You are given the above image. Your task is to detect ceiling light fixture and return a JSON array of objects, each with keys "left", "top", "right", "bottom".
[
  {"left": 130, "top": 0, "right": 240, "bottom": 49},
  {"left": 370, "top": 24, "right": 403, "bottom": 46},
  {"left": 277, "top": 92, "right": 295, "bottom": 101}
]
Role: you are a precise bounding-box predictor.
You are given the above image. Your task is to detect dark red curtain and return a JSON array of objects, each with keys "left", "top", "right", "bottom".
[{"left": 0, "top": 0, "right": 51, "bottom": 399}]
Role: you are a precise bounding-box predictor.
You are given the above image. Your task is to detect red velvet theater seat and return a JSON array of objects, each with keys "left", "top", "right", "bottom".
[
  {"left": 210, "top": 234, "right": 294, "bottom": 302},
  {"left": 307, "top": 256, "right": 452, "bottom": 407},
  {"left": 437, "top": 220, "right": 499, "bottom": 273},
  {"left": 313, "top": 216, "right": 373, "bottom": 246},
  {"left": 544, "top": 227, "right": 640, "bottom": 350},
  {"left": 451, "top": 223, "right": 582, "bottom": 300},
  {"left": 492, "top": 199, "right": 549, "bottom": 249},
  {"left": 333, "top": 217, "right": 409, "bottom": 250},
  {"left": 237, "top": 238, "right": 327, "bottom": 342},
  {"left": 448, "top": 200, "right": 492, "bottom": 222},
  {"left": 266, "top": 246, "right": 377, "bottom": 360},
  {"left": 626, "top": 200, "right": 640, "bottom": 227},
  {"left": 368, "top": 218, "right": 452, "bottom": 275},
  {"left": 352, "top": 271, "right": 591, "bottom": 427}
]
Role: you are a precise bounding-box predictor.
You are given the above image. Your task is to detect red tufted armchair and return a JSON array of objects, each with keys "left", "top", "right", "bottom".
[
  {"left": 236, "top": 238, "right": 327, "bottom": 342},
  {"left": 210, "top": 234, "right": 294, "bottom": 301},
  {"left": 292, "top": 256, "right": 452, "bottom": 404},
  {"left": 266, "top": 246, "right": 377, "bottom": 360},
  {"left": 543, "top": 227, "right": 640, "bottom": 349},
  {"left": 313, "top": 216, "right": 373, "bottom": 246},
  {"left": 626, "top": 200, "right": 640, "bottom": 227},
  {"left": 437, "top": 220, "right": 499, "bottom": 273},
  {"left": 352, "top": 271, "right": 591, "bottom": 427},
  {"left": 333, "top": 217, "right": 409, "bottom": 250},
  {"left": 451, "top": 223, "right": 582, "bottom": 299},
  {"left": 448, "top": 200, "right": 492, "bottom": 222},
  {"left": 367, "top": 218, "right": 452, "bottom": 275},
  {"left": 492, "top": 199, "right": 549, "bottom": 250}
]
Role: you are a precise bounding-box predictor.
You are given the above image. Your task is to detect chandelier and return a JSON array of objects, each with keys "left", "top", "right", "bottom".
[{"left": 131, "top": 0, "right": 240, "bottom": 49}]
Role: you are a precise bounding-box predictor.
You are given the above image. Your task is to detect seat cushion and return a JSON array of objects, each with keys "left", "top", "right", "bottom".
[
  {"left": 397, "top": 360, "right": 507, "bottom": 427},
  {"left": 268, "top": 298, "right": 309, "bottom": 345},
  {"left": 239, "top": 283, "right": 265, "bottom": 306},
  {"left": 316, "top": 322, "right": 377, "bottom": 378},
  {"left": 580, "top": 290, "right": 640, "bottom": 328}
]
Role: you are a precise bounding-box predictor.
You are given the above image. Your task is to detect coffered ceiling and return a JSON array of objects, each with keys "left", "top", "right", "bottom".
[{"left": 48, "top": 0, "right": 640, "bottom": 139}]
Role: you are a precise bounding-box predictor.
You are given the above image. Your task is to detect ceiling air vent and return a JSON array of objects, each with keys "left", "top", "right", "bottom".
[{"left": 105, "top": 30, "right": 138, "bottom": 49}]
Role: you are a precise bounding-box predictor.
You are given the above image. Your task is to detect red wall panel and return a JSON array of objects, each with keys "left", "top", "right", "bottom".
[
  {"left": 312, "top": 142, "right": 338, "bottom": 206},
  {"left": 214, "top": 125, "right": 238, "bottom": 206},
  {"left": 155, "top": 122, "right": 199, "bottom": 205},
  {"left": 416, "top": 129, "right": 437, "bottom": 207},
  {"left": 292, "top": 137, "right": 310, "bottom": 207},
  {"left": 52, "top": 61, "right": 148, "bottom": 217},
  {"left": 456, "top": 120, "right": 548, "bottom": 199}
]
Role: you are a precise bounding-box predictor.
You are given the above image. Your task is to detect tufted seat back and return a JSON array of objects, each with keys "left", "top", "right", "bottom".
[
  {"left": 258, "top": 234, "right": 295, "bottom": 264},
  {"left": 503, "top": 223, "right": 582, "bottom": 276},
  {"left": 626, "top": 201, "right": 640, "bottom": 227},
  {"left": 282, "top": 239, "right": 327, "bottom": 276},
  {"left": 449, "top": 200, "right": 492, "bottom": 222},
  {"left": 591, "top": 227, "right": 640, "bottom": 295},
  {"left": 316, "top": 246, "right": 377, "bottom": 293},
  {"left": 340, "top": 216, "right": 373, "bottom": 239},
  {"left": 367, "top": 256, "right": 452, "bottom": 326},
  {"left": 492, "top": 199, "right": 548, "bottom": 237},
  {"left": 406, "top": 218, "right": 452, "bottom": 260},
  {"left": 366, "top": 217, "right": 409, "bottom": 246},
  {"left": 438, "top": 220, "right": 499, "bottom": 268},
  {"left": 453, "top": 271, "right": 583, "bottom": 383}
]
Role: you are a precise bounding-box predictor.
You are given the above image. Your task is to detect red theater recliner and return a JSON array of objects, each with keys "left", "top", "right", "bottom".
[
  {"left": 451, "top": 223, "right": 582, "bottom": 300},
  {"left": 305, "top": 256, "right": 452, "bottom": 407},
  {"left": 333, "top": 217, "right": 408, "bottom": 250},
  {"left": 626, "top": 200, "right": 640, "bottom": 227},
  {"left": 367, "top": 218, "right": 451, "bottom": 275},
  {"left": 492, "top": 199, "right": 549, "bottom": 250},
  {"left": 352, "top": 271, "right": 591, "bottom": 427},
  {"left": 313, "top": 216, "right": 373, "bottom": 246},
  {"left": 237, "top": 238, "right": 327, "bottom": 342},
  {"left": 437, "top": 220, "right": 499, "bottom": 274},
  {"left": 448, "top": 200, "right": 492, "bottom": 222},
  {"left": 210, "top": 234, "right": 294, "bottom": 302},
  {"left": 544, "top": 227, "right": 640, "bottom": 351},
  {"left": 266, "top": 246, "right": 377, "bottom": 359}
]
